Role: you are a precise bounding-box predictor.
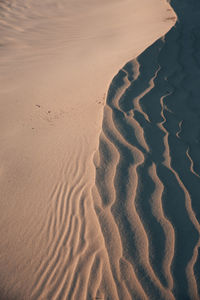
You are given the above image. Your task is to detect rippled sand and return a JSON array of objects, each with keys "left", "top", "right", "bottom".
[{"left": 3, "top": 0, "right": 198, "bottom": 299}]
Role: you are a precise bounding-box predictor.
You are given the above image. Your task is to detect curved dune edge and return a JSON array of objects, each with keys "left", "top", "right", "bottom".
[
  {"left": 0, "top": 0, "right": 178, "bottom": 299},
  {"left": 93, "top": 0, "right": 200, "bottom": 299}
]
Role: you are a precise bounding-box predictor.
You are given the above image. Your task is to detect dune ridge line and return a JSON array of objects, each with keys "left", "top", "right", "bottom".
[
  {"left": 93, "top": 0, "right": 200, "bottom": 299},
  {"left": 0, "top": 0, "right": 181, "bottom": 299}
]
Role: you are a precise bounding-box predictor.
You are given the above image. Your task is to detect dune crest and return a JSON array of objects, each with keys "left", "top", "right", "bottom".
[
  {"left": 0, "top": 0, "right": 182, "bottom": 299},
  {"left": 94, "top": 0, "right": 200, "bottom": 299}
]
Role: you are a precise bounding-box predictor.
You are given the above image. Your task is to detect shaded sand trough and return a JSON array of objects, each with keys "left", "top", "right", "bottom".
[
  {"left": 94, "top": 0, "right": 200, "bottom": 299},
  {"left": 1, "top": 0, "right": 199, "bottom": 299}
]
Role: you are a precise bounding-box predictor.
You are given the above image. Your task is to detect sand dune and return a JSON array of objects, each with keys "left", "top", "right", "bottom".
[
  {"left": 94, "top": 1, "right": 200, "bottom": 299},
  {"left": 1, "top": 0, "right": 198, "bottom": 299}
]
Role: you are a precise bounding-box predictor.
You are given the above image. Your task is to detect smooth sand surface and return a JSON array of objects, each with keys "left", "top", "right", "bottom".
[{"left": 0, "top": 0, "right": 186, "bottom": 299}]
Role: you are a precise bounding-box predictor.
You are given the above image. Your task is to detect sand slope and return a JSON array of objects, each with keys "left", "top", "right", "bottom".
[
  {"left": 0, "top": 0, "right": 179, "bottom": 299},
  {"left": 94, "top": 1, "right": 200, "bottom": 299}
]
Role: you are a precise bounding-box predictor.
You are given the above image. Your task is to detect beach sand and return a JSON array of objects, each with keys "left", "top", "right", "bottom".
[{"left": 2, "top": 0, "right": 198, "bottom": 299}]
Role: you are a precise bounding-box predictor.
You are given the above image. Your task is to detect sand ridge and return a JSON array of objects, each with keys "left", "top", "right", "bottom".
[
  {"left": 0, "top": 0, "right": 185, "bottom": 299},
  {"left": 94, "top": 1, "right": 200, "bottom": 298}
]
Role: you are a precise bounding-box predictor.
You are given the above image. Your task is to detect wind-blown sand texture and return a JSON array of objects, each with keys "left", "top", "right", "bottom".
[{"left": 1, "top": 0, "right": 199, "bottom": 299}]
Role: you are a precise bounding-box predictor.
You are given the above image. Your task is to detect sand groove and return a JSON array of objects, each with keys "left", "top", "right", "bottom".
[
  {"left": 26, "top": 137, "right": 100, "bottom": 299},
  {"left": 0, "top": 0, "right": 199, "bottom": 299},
  {"left": 94, "top": 1, "right": 200, "bottom": 299}
]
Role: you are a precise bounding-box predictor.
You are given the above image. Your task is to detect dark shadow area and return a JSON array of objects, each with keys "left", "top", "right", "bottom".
[{"left": 95, "top": 0, "right": 200, "bottom": 299}]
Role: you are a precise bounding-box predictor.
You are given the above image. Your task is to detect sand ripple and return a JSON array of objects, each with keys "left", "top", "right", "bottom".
[
  {"left": 1, "top": 0, "right": 199, "bottom": 299},
  {"left": 30, "top": 1, "right": 200, "bottom": 298},
  {"left": 93, "top": 2, "right": 200, "bottom": 299}
]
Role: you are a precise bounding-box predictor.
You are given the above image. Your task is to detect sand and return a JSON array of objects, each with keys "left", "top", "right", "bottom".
[{"left": 1, "top": 0, "right": 198, "bottom": 299}]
